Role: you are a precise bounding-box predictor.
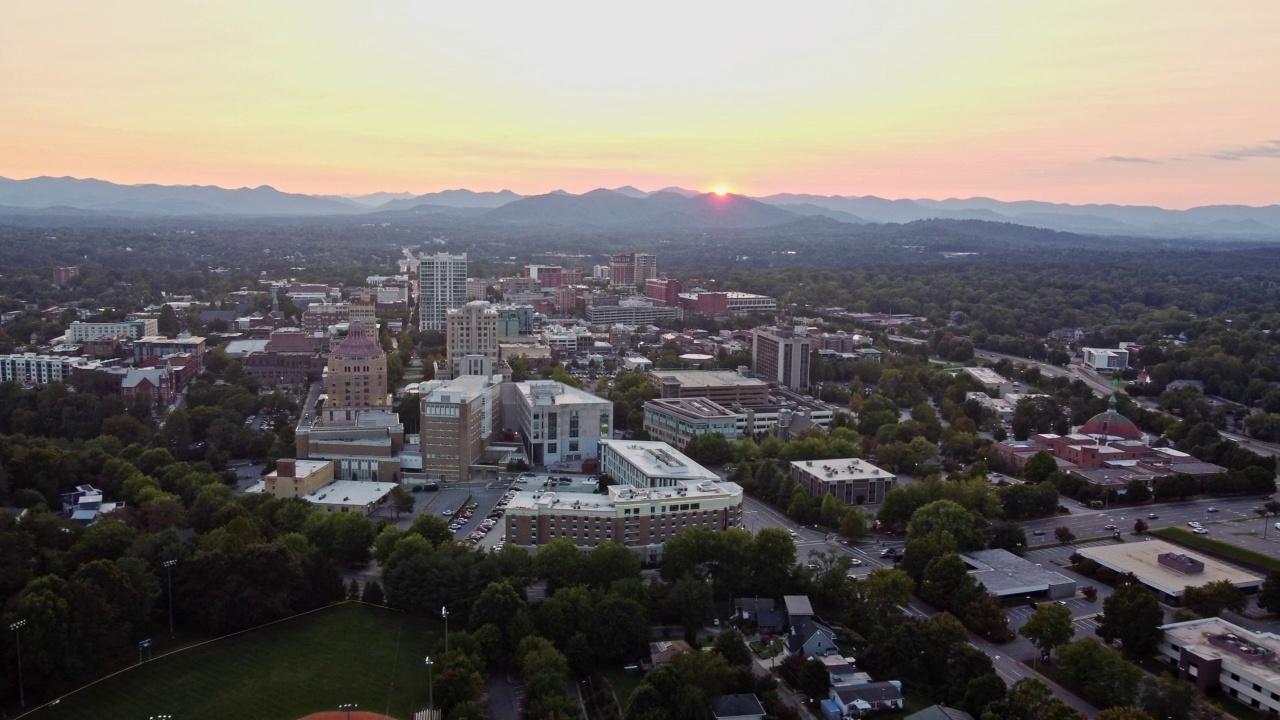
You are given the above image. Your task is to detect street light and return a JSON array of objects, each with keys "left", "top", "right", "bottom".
[
  {"left": 10, "top": 619, "right": 25, "bottom": 708},
  {"left": 339, "top": 703, "right": 357, "bottom": 719},
  {"left": 163, "top": 559, "right": 178, "bottom": 637},
  {"left": 441, "top": 606, "right": 449, "bottom": 653},
  {"left": 425, "top": 657, "right": 434, "bottom": 711}
]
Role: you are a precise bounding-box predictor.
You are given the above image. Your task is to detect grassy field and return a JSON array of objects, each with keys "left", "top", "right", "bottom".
[
  {"left": 1150, "top": 527, "right": 1280, "bottom": 572},
  {"left": 600, "top": 668, "right": 644, "bottom": 714},
  {"left": 30, "top": 603, "right": 440, "bottom": 720}
]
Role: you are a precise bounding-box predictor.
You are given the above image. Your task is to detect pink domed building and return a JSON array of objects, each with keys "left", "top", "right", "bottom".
[{"left": 1077, "top": 394, "right": 1144, "bottom": 442}]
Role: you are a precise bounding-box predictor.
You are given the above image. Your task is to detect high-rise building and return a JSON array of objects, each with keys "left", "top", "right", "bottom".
[
  {"left": 634, "top": 253, "right": 657, "bottom": 284},
  {"left": 322, "top": 321, "right": 388, "bottom": 424},
  {"left": 446, "top": 301, "right": 499, "bottom": 377},
  {"left": 752, "top": 326, "right": 812, "bottom": 391},
  {"left": 53, "top": 266, "right": 80, "bottom": 287},
  {"left": 418, "top": 375, "right": 503, "bottom": 481},
  {"left": 419, "top": 253, "right": 468, "bottom": 331},
  {"left": 609, "top": 253, "right": 637, "bottom": 287}
]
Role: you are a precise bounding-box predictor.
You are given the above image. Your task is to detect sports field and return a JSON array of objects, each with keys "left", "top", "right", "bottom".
[{"left": 29, "top": 603, "right": 440, "bottom": 720}]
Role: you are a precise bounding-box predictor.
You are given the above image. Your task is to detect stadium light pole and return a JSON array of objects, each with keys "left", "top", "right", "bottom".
[
  {"left": 10, "top": 619, "right": 25, "bottom": 708},
  {"left": 441, "top": 606, "right": 449, "bottom": 653},
  {"left": 425, "top": 657, "right": 434, "bottom": 712},
  {"left": 163, "top": 559, "right": 178, "bottom": 637},
  {"left": 339, "top": 702, "right": 357, "bottom": 719}
]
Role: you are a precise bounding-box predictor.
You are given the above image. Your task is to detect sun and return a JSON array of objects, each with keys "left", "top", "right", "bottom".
[{"left": 713, "top": 185, "right": 729, "bottom": 196}]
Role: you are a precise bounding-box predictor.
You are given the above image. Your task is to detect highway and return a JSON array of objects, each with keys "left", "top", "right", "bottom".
[{"left": 1020, "top": 494, "right": 1280, "bottom": 553}]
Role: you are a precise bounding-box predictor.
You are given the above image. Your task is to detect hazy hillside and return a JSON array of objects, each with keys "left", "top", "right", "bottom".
[{"left": 0, "top": 176, "right": 360, "bottom": 216}]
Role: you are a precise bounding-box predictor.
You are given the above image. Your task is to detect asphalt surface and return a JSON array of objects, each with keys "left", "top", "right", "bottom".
[{"left": 1018, "top": 494, "right": 1280, "bottom": 555}]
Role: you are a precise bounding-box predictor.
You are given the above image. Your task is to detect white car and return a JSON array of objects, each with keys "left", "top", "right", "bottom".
[
  {"left": 849, "top": 559, "right": 863, "bottom": 566},
  {"left": 1193, "top": 528, "right": 1209, "bottom": 535}
]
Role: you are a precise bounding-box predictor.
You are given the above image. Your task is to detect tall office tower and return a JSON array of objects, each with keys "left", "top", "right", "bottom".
[
  {"left": 419, "top": 253, "right": 468, "bottom": 331},
  {"left": 609, "top": 253, "right": 637, "bottom": 287},
  {"left": 322, "top": 321, "right": 389, "bottom": 424},
  {"left": 752, "top": 325, "right": 813, "bottom": 391},
  {"left": 634, "top": 253, "right": 657, "bottom": 284},
  {"left": 446, "top": 301, "right": 499, "bottom": 377}
]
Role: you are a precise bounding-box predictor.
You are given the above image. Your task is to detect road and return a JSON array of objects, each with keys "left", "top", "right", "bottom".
[{"left": 1018, "top": 494, "right": 1280, "bottom": 555}]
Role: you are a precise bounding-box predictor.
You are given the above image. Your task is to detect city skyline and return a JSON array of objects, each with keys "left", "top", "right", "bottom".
[{"left": 2, "top": 1, "right": 1279, "bottom": 208}]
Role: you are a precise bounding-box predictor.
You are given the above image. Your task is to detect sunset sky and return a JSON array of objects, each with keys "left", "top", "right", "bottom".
[{"left": 2, "top": 1, "right": 1277, "bottom": 207}]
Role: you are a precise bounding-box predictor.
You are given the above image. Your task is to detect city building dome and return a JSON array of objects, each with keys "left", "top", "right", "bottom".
[
  {"left": 331, "top": 321, "right": 383, "bottom": 360},
  {"left": 1079, "top": 394, "right": 1143, "bottom": 441}
]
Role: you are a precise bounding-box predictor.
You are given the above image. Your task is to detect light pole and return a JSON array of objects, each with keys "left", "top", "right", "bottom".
[
  {"left": 10, "top": 619, "right": 25, "bottom": 708},
  {"left": 441, "top": 606, "right": 449, "bottom": 653},
  {"left": 163, "top": 559, "right": 178, "bottom": 637},
  {"left": 425, "top": 656, "right": 434, "bottom": 712},
  {"left": 339, "top": 702, "right": 357, "bottom": 719}
]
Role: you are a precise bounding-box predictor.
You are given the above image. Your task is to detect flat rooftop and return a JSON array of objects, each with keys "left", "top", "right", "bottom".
[
  {"left": 302, "top": 480, "right": 397, "bottom": 507},
  {"left": 964, "top": 367, "right": 1006, "bottom": 385},
  {"left": 647, "top": 369, "right": 768, "bottom": 389},
  {"left": 646, "top": 397, "right": 738, "bottom": 419},
  {"left": 419, "top": 375, "right": 502, "bottom": 403},
  {"left": 790, "top": 458, "right": 892, "bottom": 483},
  {"left": 1161, "top": 618, "right": 1280, "bottom": 686},
  {"left": 1078, "top": 540, "right": 1263, "bottom": 597},
  {"left": 504, "top": 478, "right": 741, "bottom": 516},
  {"left": 516, "top": 380, "right": 610, "bottom": 406},
  {"left": 963, "top": 548, "right": 1077, "bottom": 596},
  {"left": 268, "top": 459, "right": 331, "bottom": 477},
  {"left": 601, "top": 439, "right": 719, "bottom": 481}
]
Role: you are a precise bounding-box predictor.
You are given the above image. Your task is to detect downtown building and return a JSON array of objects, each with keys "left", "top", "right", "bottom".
[
  {"left": 752, "top": 325, "right": 812, "bottom": 391},
  {"left": 444, "top": 300, "right": 501, "bottom": 379},
  {"left": 419, "top": 252, "right": 468, "bottom": 331},
  {"left": 321, "top": 321, "right": 389, "bottom": 424},
  {"left": 67, "top": 319, "right": 157, "bottom": 342}
]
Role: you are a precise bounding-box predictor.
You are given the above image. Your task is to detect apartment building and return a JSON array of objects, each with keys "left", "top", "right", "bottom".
[
  {"left": 301, "top": 302, "right": 349, "bottom": 333},
  {"left": 598, "top": 439, "right": 720, "bottom": 489},
  {"left": 506, "top": 381, "right": 612, "bottom": 465},
  {"left": 67, "top": 319, "right": 157, "bottom": 342},
  {"left": 445, "top": 301, "right": 499, "bottom": 378},
  {"left": 132, "top": 335, "right": 206, "bottom": 373},
  {"left": 418, "top": 375, "right": 503, "bottom": 481},
  {"left": 752, "top": 326, "right": 812, "bottom": 391},
  {"left": 503, "top": 475, "right": 743, "bottom": 561},
  {"left": 647, "top": 369, "right": 771, "bottom": 404},
  {"left": 419, "top": 252, "right": 468, "bottom": 331},
  {"left": 0, "top": 353, "right": 80, "bottom": 385}
]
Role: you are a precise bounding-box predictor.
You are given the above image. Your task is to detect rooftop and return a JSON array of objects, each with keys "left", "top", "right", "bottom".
[
  {"left": 301, "top": 480, "right": 397, "bottom": 507},
  {"left": 710, "top": 694, "right": 766, "bottom": 720},
  {"left": 648, "top": 369, "right": 768, "bottom": 389},
  {"left": 1162, "top": 618, "right": 1280, "bottom": 685},
  {"left": 268, "top": 459, "right": 332, "bottom": 478},
  {"left": 963, "top": 548, "right": 1078, "bottom": 596},
  {"left": 516, "top": 380, "right": 611, "bottom": 406},
  {"left": 645, "top": 397, "right": 738, "bottom": 419},
  {"left": 419, "top": 375, "right": 503, "bottom": 403},
  {"left": 790, "top": 458, "right": 892, "bottom": 483},
  {"left": 784, "top": 595, "right": 815, "bottom": 617},
  {"left": 600, "top": 439, "right": 719, "bottom": 481},
  {"left": 503, "top": 478, "right": 742, "bottom": 516},
  {"left": 964, "top": 366, "right": 1006, "bottom": 386},
  {"left": 1078, "top": 540, "right": 1263, "bottom": 596}
]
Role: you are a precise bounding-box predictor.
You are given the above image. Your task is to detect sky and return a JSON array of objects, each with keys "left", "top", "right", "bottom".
[{"left": 1, "top": 1, "right": 1278, "bottom": 208}]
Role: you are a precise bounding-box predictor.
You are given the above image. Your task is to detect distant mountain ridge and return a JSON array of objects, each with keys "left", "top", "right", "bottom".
[{"left": 0, "top": 175, "right": 1277, "bottom": 237}]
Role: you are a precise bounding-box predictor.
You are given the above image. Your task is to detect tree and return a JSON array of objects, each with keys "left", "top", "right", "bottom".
[
  {"left": 920, "top": 553, "right": 980, "bottom": 614},
  {"left": 961, "top": 673, "right": 1007, "bottom": 717},
  {"left": 346, "top": 578, "right": 360, "bottom": 599},
  {"left": 683, "top": 433, "right": 735, "bottom": 466},
  {"left": 1182, "top": 579, "right": 1247, "bottom": 618},
  {"left": 1124, "top": 480, "right": 1152, "bottom": 504},
  {"left": 861, "top": 568, "right": 913, "bottom": 621},
  {"left": 533, "top": 538, "right": 582, "bottom": 593},
  {"left": 1054, "top": 526, "right": 1076, "bottom": 544},
  {"left": 581, "top": 540, "right": 640, "bottom": 590},
  {"left": 907, "top": 499, "right": 985, "bottom": 550},
  {"left": 1098, "top": 583, "right": 1163, "bottom": 657},
  {"left": 963, "top": 592, "right": 1012, "bottom": 643},
  {"left": 989, "top": 521, "right": 1027, "bottom": 552},
  {"left": 158, "top": 303, "right": 179, "bottom": 338},
  {"left": 984, "top": 678, "right": 1081, "bottom": 720},
  {"left": 1139, "top": 674, "right": 1212, "bottom": 720},
  {"left": 1260, "top": 570, "right": 1280, "bottom": 614},
  {"left": 798, "top": 657, "right": 832, "bottom": 701},
  {"left": 670, "top": 573, "right": 715, "bottom": 637},
  {"left": 361, "top": 580, "right": 384, "bottom": 605},
  {"left": 407, "top": 513, "right": 452, "bottom": 546},
  {"left": 1024, "top": 451, "right": 1058, "bottom": 485},
  {"left": 1098, "top": 710, "right": 1154, "bottom": 720},
  {"left": 712, "top": 628, "right": 752, "bottom": 667},
  {"left": 1019, "top": 604, "right": 1075, "bottom": 659},
  {"left": 389, "top": 485, "right": 415, "bottom": 518},
  {"left": 1058, "top": 638, "right": 1143, "bottom": 709},
  {"left": 840, "top": 507, "right": 868, "bottom": 540}
]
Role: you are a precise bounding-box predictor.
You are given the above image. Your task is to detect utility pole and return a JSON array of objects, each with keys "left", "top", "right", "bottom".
[
  {"left": 164, "top": 559, "right": 178, "bottom": 637},
  {"left": 441, "top": 606, "right": 449, "bottom": 653},
  {"left": 10, "top": 619, "right": 25, "bottom": 708}
]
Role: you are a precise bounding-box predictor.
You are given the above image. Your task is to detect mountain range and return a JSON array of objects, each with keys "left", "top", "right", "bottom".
[{"left": 1, "top": 175, "right": 1278, "bottom": 238}]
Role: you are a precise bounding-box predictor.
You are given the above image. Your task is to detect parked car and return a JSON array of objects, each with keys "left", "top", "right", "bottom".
[
  {"left": 1104, "top": 524, "right": 1117, "bottom": 531},
  {"left": 1147, "top": 513, "right": 1159, "bottom": 519},
  {"left": 441, "top": 509, "right": 454, "bottom": 516},
  {"left": 849, "top": 558, "right": 863, "bottom": 566},
  {"left": 1193, "top": 528, "right": 1210, "bottom": 535},
  {"left": 1033, "top": 529, "right": 1046, "bottom": 536},
  {"left": 1188, "top": 521, "right": 1201, "bottom": 528},
  {"left": 1206, "top": 507, "right": 1219, "bottom": 513}
]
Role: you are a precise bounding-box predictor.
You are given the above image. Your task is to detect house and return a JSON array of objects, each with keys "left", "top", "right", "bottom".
[
  {"left": 906, "top": 706, "right": 975, "bottom": 720},
  {"left": 830, "top": 681, "right": 905, "bottom": 716},
  {"left": 785, "top": 616, "right": 838, "bottom": 658},
  {"left": 734, "top": 597, "right": 776, "bottom": 621},
  {"left": 820, "top": 656, "right": 861, "bottom": 687},
  {"left": 710, "top": 693, "right": 766, "bottom": 720},
  {"left": 783, "top": 595, "right": 815, "bottom": 622},
  {"left": 756, "top": 609, "right": 789, "bottom": 635},
  {"left": 648, "top": 640, "right": 691, "bottom": 668},
  {"left": 59, "top": 484, "right": 124, "bottom": 525}
]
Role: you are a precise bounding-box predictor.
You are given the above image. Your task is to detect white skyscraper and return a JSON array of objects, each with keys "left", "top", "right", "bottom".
[{"left": 419, "top": 252, "right": 468, "bottom": 331}]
